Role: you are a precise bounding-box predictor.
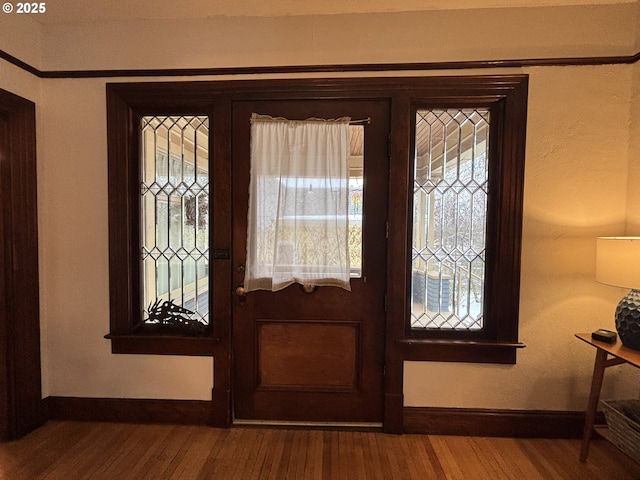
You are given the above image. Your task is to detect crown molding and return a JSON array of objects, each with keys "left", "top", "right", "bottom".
[{"left": 2, "top": 49, "right": 639, "bottom": 79}]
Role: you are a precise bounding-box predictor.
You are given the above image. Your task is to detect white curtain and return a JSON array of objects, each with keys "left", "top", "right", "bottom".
[{"left": 244, "top": 113, "right": 352, "bottom": 292}]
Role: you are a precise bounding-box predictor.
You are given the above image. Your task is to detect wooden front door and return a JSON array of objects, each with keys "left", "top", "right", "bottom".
[{"left": 232, "top": 99, "right": 389, "bottom": 423}]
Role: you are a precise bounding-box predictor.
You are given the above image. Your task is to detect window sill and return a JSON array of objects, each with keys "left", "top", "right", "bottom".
[
  {"left": 398, "top": 339, "right": 525, "bottom": 364},
  {"left": 105, "top": 334, "right": 216, "bottom": 356}
]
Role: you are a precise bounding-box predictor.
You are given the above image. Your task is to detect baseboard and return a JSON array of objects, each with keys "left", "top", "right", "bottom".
[
  {"left": 403, "top": 406, "right": 604, "bottom": 438},
  {"left": 44, "top": 397, "right": 599, "bottom": 438},
  {"left": 45, "top": 396, "right": 214, "bottom": 426}
]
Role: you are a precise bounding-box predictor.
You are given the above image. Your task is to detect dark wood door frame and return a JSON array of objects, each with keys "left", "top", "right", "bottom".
[
  {"left": 231, "top": 99, "right": 389, "bottom": 424},
  {"left": 105, "top": 76, "right": 528, "bottom": 434},
  {"left": 0, "top": 88, "right": 44, "bottom": 441}
]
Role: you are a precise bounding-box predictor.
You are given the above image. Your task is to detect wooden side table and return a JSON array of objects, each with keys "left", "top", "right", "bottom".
[{"left": 576, "top": 333, "right": 640, "bottom": 462}]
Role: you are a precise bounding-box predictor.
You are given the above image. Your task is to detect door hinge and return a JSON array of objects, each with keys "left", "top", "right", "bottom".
[
  {"left": 385, "top": 221, "right": 389, "bottom": 239},
  {"left": 387, "top": 133, "right": 392, "bottom": 160}
]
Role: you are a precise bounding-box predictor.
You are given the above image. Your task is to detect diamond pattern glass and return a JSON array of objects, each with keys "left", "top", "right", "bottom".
[
  {"left": 411, "top": 109, "right": 489, "bottom": 330},
  {"left": 140, "top": 116, "right": 210, "bottom": 326}
]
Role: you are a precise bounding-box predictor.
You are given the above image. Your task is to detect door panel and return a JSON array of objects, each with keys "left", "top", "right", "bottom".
[
  {"left": 257, "top": 320, "right": 358, "bottom": 390},
  {"left": 232, "top": 99, "right": 389, "bottom": 423}
]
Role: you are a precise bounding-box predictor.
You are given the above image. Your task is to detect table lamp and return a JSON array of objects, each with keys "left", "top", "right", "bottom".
[{"left": 596, "top": 237, "right": 640, "bottom": 350}]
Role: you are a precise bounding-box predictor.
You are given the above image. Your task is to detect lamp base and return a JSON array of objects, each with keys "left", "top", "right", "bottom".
[{"left": 615, "top": 289, "right": 640, "bottom": 351}]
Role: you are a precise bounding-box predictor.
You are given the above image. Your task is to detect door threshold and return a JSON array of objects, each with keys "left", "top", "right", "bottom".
[{"left": 233, "top": 419, "right": 383, "bottom": 431}]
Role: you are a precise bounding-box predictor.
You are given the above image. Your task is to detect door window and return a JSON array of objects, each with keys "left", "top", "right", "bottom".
[{"left": 243, "top": 114, "right": 353, "bottom": 292}]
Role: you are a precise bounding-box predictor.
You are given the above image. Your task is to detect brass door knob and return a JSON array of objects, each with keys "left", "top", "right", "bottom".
[{"left": 235, "top": 285, "right": 246, "bottom": 297}]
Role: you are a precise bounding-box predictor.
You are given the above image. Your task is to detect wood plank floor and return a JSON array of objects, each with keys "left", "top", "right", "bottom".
[{"left": 1, "top": 421, "right": 639, "bottom": 479}]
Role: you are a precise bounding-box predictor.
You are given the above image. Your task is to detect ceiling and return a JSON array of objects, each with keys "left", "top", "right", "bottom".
[{"left": 33, "top": 0, "right": 634, "bottom": 24}]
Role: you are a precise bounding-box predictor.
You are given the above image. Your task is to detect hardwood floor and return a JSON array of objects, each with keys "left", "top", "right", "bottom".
[{"left": 1, "top": 421, "right": 639, "bottom": 479}]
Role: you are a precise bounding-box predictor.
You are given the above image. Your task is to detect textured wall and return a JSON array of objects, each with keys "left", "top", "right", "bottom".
[
  {"left": 22, "top": 0, "right": 637, "bottom": 23},
  {"left": 0, "top": 13, "right": 42, "bottom": 68},
  {"left": 37, "top": 5, "right": 637, "bottom": 71},
  {"left": 627, "top": 61, "right": 640, "bottom": 234}
]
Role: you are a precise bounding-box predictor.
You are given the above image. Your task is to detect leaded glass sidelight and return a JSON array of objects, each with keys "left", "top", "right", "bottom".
[
  {"left": 411, "top": 109, "right": 489, "bottom": 330},
  {"left": 140, "top": 116, "right": 210, "bottom": 331}
]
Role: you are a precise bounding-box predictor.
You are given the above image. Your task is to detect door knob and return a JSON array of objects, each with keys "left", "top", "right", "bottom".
[{"left": 235, "top": 285, "right": 247, "bottom": 305}]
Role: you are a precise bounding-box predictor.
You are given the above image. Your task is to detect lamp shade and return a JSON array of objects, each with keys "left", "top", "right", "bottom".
[{"left": 596, "top": 237, "right": 640, "bottom": 289}]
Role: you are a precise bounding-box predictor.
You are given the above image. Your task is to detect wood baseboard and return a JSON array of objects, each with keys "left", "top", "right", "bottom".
[
  {"left": 44, "top": 397, "right": 598, "bottom": 438},
  {"left": 45, "top": 396, "right": 215, "bottom": 426},
  {"left": 403, "top": 406, "right": 603, "bottom": 438}
]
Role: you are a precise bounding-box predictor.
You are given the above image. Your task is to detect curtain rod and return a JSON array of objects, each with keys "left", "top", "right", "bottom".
[
  {"left": 251, "top": 114, "right": 370, "bottom": 124},
  {"left": 350, "top": 117, "right": 370, "bottom": 125}
]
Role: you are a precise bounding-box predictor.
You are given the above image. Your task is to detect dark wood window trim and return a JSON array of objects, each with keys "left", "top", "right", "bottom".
[
  {"left": 107, "top": 77, "right": 528, "bottom": 431},
  {"left": 106, "top": 86, "right": 222, "bottom": 356},
  {"left": 388, "top": 76, "right": 529, "bottom": 365}
]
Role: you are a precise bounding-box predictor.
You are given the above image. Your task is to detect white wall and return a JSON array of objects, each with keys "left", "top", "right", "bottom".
[
  {"left": 0, "top": 13, "right": 42, "bottom": 68},
  {"left": 38, "top": 5, "right": 637, "bottom": 71},
  {"left": 627, "top": 57, "right": 640, "bottom": 233},
  {"left": 636, "top": 2, "right": 640, "bottom": 53},
  {"left": 0, "top": 13, "right": 41, "bottom": 100},
  {"left": 1, "top": 3, "right": 639, "bottom": 408}
]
